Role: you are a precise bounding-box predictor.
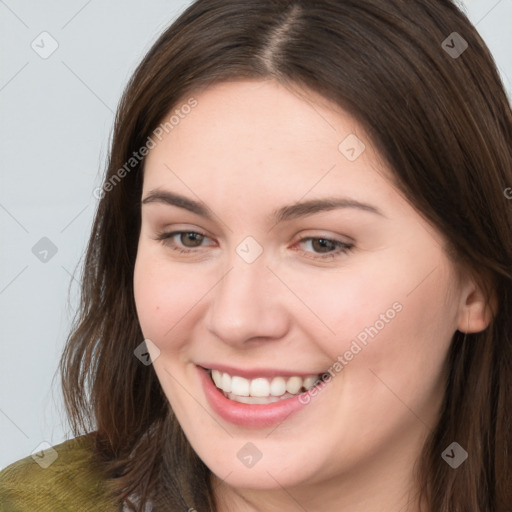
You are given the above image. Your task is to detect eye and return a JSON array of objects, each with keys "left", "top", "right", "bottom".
[
  {"left": 295, "top": 236, "right": 353, "bottom": 260},
  {"left": 154, "top": 230, "right": 353, "bottom": 260},
  {"left": 154, "top": 230, "right": 214, "bottom": 253}
]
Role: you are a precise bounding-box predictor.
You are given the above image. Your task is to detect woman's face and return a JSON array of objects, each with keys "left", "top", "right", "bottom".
[{"left": 133, "top": 80, "right": 469, "bottom": 502}]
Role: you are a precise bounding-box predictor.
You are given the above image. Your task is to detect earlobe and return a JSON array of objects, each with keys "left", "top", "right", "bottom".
[{"left": 456, "top": 279, "right": 496, "bottom": 334}]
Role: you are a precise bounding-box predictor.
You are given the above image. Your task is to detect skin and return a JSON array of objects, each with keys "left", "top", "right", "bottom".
[{"left": 133, "top": 79, "right": 492, "bottom": 512}]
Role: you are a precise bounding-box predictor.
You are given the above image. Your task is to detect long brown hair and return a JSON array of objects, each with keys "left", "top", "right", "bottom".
[{"left": 60, "top": 0, "right": 512, "bottom": 510}]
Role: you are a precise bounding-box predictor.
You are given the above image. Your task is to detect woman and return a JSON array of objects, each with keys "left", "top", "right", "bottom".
[{"left": 1, "top": 0, "right": 511, "bottom": 511}]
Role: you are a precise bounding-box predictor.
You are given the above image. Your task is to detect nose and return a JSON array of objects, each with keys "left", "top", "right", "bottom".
[{"left": 205, "top": 256, "right": 290, "bottom": 346}]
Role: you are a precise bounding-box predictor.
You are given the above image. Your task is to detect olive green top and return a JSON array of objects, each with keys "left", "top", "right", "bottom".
[{"left": 0, "top": 435, "right": 121, "bottom": 511}]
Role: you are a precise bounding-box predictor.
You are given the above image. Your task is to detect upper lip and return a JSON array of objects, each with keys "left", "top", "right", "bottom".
[{"left": 198, "top": 363, "right": 322, "bottom": 379}]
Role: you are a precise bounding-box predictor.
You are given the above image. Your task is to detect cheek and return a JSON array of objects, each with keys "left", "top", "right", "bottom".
[
  {"left": 133, "top": 250, "right": 199, "bottom": 346},
  {"left": 298, "top": 251, "right": 457, "bottom": 382},
  {"left": 332, "top": 262, "right": 457, "bottom": 423},
  {"left": 277, "top": 258, "right": 410, "bottom": 360}
]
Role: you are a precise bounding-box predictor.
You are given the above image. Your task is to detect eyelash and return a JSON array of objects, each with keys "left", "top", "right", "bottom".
[{"left": 154, "top": 230, "right": 354, "bottom": 260}]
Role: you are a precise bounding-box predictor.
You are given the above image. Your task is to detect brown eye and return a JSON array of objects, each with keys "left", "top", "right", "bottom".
[
  {"left": 155, "top": 230, "right": 213, "bottom": 253},
  {"left": 311, "top": 238, "right": 337, "bottom": 253},
  {"left": 295, "top": 236, "right": 353, "bottom": 260},
  {"left": 180, "top": 232, "right": 205, "bottom": 247}
]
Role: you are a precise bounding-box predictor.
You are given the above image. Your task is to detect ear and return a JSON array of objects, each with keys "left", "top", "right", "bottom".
[{"left": 456, "top": 275, "right": 496, "bottom": 333}]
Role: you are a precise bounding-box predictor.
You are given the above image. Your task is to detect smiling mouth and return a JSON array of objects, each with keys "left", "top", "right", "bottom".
[{"left": 206, "top": 368, "right": 322, "bottom": 404}]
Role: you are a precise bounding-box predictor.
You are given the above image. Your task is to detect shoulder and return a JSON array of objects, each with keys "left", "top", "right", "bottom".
[{"left": 0, "top": 434, "right": 121, "bottom": 511}]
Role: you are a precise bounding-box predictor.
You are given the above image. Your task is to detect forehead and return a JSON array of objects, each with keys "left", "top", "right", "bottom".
[
  {"left": 142, "top": 79, "right": 394, "bottom": 208},
  {"left": 149, "top": 80, "right": 356, "bottom": 152}
]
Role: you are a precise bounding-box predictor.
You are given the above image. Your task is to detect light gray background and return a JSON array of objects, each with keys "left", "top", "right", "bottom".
[{"left": 1, "top": 0, "right": 511, "bottom": 470}]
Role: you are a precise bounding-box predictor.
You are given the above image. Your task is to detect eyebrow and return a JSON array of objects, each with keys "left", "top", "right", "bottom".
[{"left": 140, "top": 189, "right": 385, "bottom": 222}]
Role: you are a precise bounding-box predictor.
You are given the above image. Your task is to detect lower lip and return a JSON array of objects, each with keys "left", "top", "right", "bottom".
[{"left": 198, "top": 366, "right": 313, "bottom": 428}]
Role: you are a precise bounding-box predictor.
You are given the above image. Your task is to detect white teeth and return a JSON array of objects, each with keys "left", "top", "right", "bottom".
[
  {"left": 303, "top": 376, "right": 318, "bottom": 390},
  {"left": 226, "top": 393, "right": 283, "bottom": 404},
  {"left": 209, "top": 370, "right": 321, "bottom": 399},
  {"left": 269, "top": 377, "right": 287, "bottom": 396},
  {"left": 225, "top": 392, "right": 298, "bottom": 404},
  {"left": 286, "top": 376, "right": 302, "bottom": 394},
  {"left": 250, "top": 378, "right": 270, "bottom": 397},
  {"left": 221, "top": 372, "right": 232, "bottom": 393},
  {"left": 211, "top": 369, "right": 222, "bottom": 388},
  {"left": 231, "top": 376, "right": 250, "bottom": 396}
]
